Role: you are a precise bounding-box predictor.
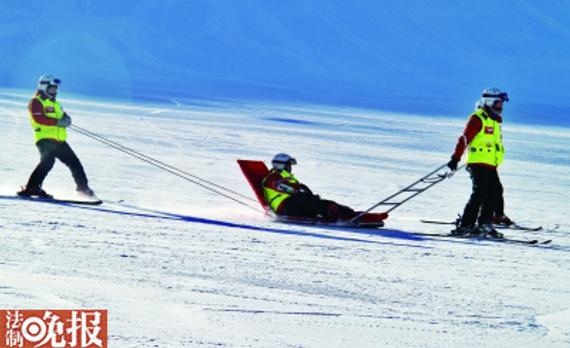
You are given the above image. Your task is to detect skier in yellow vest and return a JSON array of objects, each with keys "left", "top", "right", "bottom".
[
  {"left": 447, "top": 88, "right": 511, "bottom": 236},
  {"left": 17, "top": 75, "right": 95, "bottom": 199}
]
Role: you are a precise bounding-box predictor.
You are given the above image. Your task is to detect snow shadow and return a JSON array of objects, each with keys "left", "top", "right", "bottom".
[
  {"left": 3, "top": 196, "right": 565, "bottom": 250},
  {"left": 112, "top": 202, "right": 432, "bottom": 249},
  {"left": 97, "top": 207, "right": 570, "bottom": 252},
  {"left": 0, "top": 196, "right": 427, "bottom": 249}
]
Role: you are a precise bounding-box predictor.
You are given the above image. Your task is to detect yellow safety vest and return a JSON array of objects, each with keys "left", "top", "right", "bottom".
[
  {"left": 262, "top": 169, "right": 299, "bottom": 212},
  {"left": 467, "top": 108, "right": 504, "bottom": 167},
  {"left": 29, "top": 95, "right": 67, "bottom": 143}
]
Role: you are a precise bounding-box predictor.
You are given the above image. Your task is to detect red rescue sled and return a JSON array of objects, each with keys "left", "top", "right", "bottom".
[{"left": 237, "top": 159, "right": 388, "bottom": 228}]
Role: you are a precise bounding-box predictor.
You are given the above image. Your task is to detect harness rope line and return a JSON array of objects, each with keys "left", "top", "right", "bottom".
[{"left": 70, "top": 125, "right": 264, "bottom": 213}]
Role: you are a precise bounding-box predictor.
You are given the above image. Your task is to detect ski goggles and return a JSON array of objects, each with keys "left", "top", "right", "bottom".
[
  {"left": 482, "top": 91, "right": 509, "bottom": 102},
  {"left": 273, "top": 158, "right": 297, "bottom": 165},
  {"left": 40, "top": 78, "right": 62, "bottom": 87}
]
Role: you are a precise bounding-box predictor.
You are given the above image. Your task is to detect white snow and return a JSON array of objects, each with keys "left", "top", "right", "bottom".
[{"left": 1, "top": 89, "right": 569, "bottom": 347}]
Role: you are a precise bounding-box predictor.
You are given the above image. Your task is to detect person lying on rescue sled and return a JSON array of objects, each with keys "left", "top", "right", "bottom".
[{"left": 262, "top": 153, "right": 357, "bottom": 222}]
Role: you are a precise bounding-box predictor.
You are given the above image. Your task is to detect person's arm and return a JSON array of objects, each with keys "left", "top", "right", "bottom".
[
  {"left": 298, "top": 183, "right": 312, "bottom": 194},
  {"left": 276, "top": 181, "right": 297, "bottom": 193},
  {"left": 28, "top": 99, "right": 57, "bottom": 126},
  {"left": 451, "top": 115, "right": 482, "bottom": 161},
  {"left": 265, "top": 174, "right": 306, "bottom": 194}
]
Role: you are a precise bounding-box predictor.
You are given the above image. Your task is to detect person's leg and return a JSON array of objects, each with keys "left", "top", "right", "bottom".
[
  {"left": 281, "top": 194, "right": 355, "bottom": 222},
  {"left": 26, "top": 139, "right": 58, "bottom": 190},
  {"left": 492, "top": 176, "right": 513, "bottom": 225},
  {"left": 319, "top": 199, "right": 355, "bottom": 221},
  {"left": 56, "top": 142, "right": 89, "bottom": 190},
  {"left": 479, "top": 169, "right": 502, "bottom": 225},
  {"left": 495, "top": 177, "right": 505, "bottom": 217},
  {"left": 281, "top": 194, "right": 323, "bottom": 218},
  {"left": 478, "top": 169, "right": 499, "bottom": 226},
  {"left": 460, "top": 166, "right": 487, "bottom": 227}
]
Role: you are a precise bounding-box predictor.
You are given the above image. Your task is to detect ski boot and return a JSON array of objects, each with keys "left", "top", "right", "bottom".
[
  {"left": 450, "top": 225, "right": 479, "bottom": 236},
  {"left": 77, "top": 186, "right": 97, "bottom": 199},
  {"left": 17, "top": 186, "right": 53, "bottom": 199},
  {"left": 478, "top": 224, "right": 504, "bottom": 239},
  {"left": 492, "top": 215, "right": 514, "bottom": 227}
]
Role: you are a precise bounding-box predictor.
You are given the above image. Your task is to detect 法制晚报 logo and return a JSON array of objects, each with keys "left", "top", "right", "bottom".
[{"left": 1, "top": 310, "right": 107, "bottom": 348}]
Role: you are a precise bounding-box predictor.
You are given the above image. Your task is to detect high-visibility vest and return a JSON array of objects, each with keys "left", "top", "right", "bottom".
[
  {"left": 29, "top": 95, "right": 67, "bottom": 143},
  {"left": 262, "top": 169, "right": 299, "bottom": 212},
  {"left": 466, "top": 108, "right": 504, "bottom": 167}
]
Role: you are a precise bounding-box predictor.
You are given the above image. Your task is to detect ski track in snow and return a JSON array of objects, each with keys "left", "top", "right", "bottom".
[{"left": 1, "top": 90, "right": 569, "bottom": 347}]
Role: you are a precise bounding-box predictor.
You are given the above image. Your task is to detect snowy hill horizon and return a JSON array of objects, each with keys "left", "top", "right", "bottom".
[{"left": 2, "top": 1, "right": 570, "bottom": 126}]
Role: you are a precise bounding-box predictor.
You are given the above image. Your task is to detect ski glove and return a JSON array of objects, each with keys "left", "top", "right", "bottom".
[
  {"left": 447, "top": 157, "right": 459, "bottom": 171},
  {"left": 57, "top": 114, "right": 72, "bottom": 128},
  {"left": 298, "top": 184, "right": 313, "bottom": 195},
  {"left": 276, "top": 183, "right": 296, "bottom": 193}
]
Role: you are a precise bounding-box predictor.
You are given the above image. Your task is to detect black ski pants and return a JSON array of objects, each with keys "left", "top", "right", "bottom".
[
  {"left": 495, "top": 184, "right": 506, "bottom": 217},
  {"left": 460, "top": 165, "right": 502, "bottom": 227},
  {"left": 281, "top": 193, "right": 354, "bottom": 222},
  {"left": 27, "top": 139, "right": 89, "bottom": 190}
]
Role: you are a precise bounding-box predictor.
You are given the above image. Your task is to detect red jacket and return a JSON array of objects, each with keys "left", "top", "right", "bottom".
[
  {"left": 452, "top": 107, "right": 502, "bottom": 170},
  {"left": 28, "top": 91, "right": 59, "bottom": 126}
]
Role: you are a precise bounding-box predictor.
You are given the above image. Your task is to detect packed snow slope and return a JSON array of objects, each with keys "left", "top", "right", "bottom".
[
  {"left": 1, "top": 90, "right": 569, "bottom": 347},
  {"left": 1, "top": 1, "right": 570, "bottom": 126}
]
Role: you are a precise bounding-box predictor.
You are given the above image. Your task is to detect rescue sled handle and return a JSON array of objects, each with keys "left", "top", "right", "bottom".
[{"left": 350, "top": 163, "right": 465, "bottom": 222}]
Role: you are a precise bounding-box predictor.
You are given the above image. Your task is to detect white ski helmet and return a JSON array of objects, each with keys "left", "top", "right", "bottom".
[
  {"left": 272, "top": 153, "right": 297, "bottom": 170},
  {"left": 476, "top": 87, "right": 509, "bottom": 111},
  {"left": 37, "top": 75, "right": 61, "bottom": 96}
]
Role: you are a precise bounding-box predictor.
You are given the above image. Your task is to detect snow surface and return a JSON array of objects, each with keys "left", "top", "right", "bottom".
[{"left": 1, "top": 89, "right": 569, "bottom": 347}]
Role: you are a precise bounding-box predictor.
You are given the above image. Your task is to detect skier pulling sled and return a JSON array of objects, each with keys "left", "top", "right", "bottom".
[
  {"left": 17, "top": 75, "right": 101, "bottom": 205},
  {"left": 237, "top": 154, "right": 388, "bottom": 228}
]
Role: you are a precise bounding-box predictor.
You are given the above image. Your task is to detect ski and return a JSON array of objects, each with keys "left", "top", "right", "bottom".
[
  {"left": 421, "top": 219, "right": 543, "bottom": 231},
  {"left": 420, "top": 219, "right": 456, "bottom": 225},
  {"left": 409, "top": 231, "right": 551, "bottom": 245},
  {"left": 38, "top": 197, "right": 103, "bottom": 205},
  {"left": 495, "top": 224, "right": 543, "bottom": 231},
  {"left": 2, "top": 194, "right": 103, "bottom": 206}
]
